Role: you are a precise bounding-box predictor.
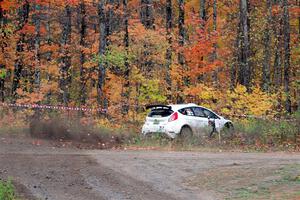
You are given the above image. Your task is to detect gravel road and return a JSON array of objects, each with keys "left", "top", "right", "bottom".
[{"left": 0, "top": 135, "right": 300, "bottom": 200}]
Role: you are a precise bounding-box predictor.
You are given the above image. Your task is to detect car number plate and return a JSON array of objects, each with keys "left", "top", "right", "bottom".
[{"left": 153, "top": 119, "right": 160, "bottom": 124}]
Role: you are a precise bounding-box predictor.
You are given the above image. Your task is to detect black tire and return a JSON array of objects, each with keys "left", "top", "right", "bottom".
[
  {"left": 222, "top": 122, "right": 235, "bottom": 138},
  {"left": 178, "top": 126, "right": 193, "bottom": 143}
]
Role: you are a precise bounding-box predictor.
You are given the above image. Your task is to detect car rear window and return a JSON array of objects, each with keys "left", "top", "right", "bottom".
[{"left": 148, "top": 109, "right": 174, "bottom": 118}]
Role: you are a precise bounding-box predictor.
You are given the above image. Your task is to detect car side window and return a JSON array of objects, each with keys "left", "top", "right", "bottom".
[
  {"left": 179, "top": 107, "right": 194, "bottom": 116},
  {"left": 203, "top": 109, "right": 218, "bottom": 119},
  {"left": 192, "top": 107, "right": 206, "bottom": 118}
]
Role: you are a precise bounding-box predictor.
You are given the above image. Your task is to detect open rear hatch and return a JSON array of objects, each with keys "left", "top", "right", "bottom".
[{"left": 146, "top": 105, "right": 173, "bottom": 124}]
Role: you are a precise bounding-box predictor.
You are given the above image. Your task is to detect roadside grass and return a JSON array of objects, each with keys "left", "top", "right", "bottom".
[
  {"left": 234, "top": 118, "right": 299, "bottom": 148},
  {"left": 125, "top": 131, "right": 239, "bottom": 152},
  {"left": 0, "top": 125, "right": 29, "bottom": 135},
  {"left": 229, "top": 164, "right": 300, "bottom": 200},
  {"left": 0, "top": 179, "right": 18, "bottom": 200},
  {"left": 1, "top": 108, "right": 299, "bottom": 151},
  {"left": 186, "top": 163, "right": 300, "bottom": 200},
  {"left": 126, "top": 111, "right": 300, "bottom": 152}
]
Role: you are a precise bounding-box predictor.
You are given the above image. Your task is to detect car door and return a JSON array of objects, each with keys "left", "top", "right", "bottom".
[
  {"left": 178, "top": 107, "right": 198, "bottom": 132},
  {"left": 202, "top": 108, "right": 221, "bottom": 132},
  {"left": 191, "top": 107, "right": 209, "bottom": 134}
]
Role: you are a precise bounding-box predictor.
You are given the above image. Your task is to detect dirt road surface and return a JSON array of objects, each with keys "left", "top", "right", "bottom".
[{"left": 0, "top": 135, "right": 300, "bottom": 200}]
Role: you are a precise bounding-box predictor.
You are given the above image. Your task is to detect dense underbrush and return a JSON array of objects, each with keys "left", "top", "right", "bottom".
[{"left": 0, "top": 108, "right": 299, "bottom": 151}]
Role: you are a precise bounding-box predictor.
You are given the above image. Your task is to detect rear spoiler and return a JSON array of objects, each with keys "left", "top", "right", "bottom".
[{"left": 145, "top": 104, "right": 171, "bottom": 110}]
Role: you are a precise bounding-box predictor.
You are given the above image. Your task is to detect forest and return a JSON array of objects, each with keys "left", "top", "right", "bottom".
[{"left": 0, "top": 0, "right": 299, "bottom": 121}]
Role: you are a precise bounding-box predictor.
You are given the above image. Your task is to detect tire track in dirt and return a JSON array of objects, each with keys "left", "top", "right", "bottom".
[
  {"left": 0, "top": 153, "right": 177, "bottom": 200},
  {"left": 1, "top": 136, "right": 300, "bottom": 200},
  {"left": 81, "top": 159, "right": 178, "bottom": 200}
]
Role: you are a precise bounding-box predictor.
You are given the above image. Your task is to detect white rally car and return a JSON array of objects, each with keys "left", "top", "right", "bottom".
[{"left": 142, "top": 104, "right": 233, "bottom": 138}]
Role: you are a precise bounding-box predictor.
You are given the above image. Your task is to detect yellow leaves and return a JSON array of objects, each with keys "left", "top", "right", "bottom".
[
  {"left": 170, "top": 63, "right": 184, "bottom": 84},
  {"left": 130, "top": 65, "right": 144, "bottom": 83},
  {"left": 83, "top": 61, "right": 97, "bottom": 70},
  {"left": 233, "top": 84, "right": 247, "bottom": 95},
  {"left": 184, "top": 84, "right": 219, "bottom": 109},
  {"left": 105, "top": 72, "right": 122, "bottom": 105},
  {"left": 224, "top": 85, "right": 277, "bottom": 117},
  {"left": 184, "top": 84, "right": 277, "bottom": 118},
  {"left": 47, "top": 64, "right": 60, "bottom": 76},
  {"left": 90, "top": 88, "right": 98, "bottom": 99}
]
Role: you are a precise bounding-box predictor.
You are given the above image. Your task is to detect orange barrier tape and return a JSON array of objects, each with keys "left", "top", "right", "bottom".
[{"left": 0, "top": 102, "right": 107, "bottom": 113}]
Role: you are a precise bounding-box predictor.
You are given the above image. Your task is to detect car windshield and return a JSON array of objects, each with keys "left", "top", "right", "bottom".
[{"left": 148, "top": 109, "right": 174, "bottom": 118}]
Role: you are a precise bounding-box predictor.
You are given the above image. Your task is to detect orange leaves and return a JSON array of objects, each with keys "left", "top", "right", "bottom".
[
  {"left": 0, "top": 0, "right": 17, "bottom": 11},
  {"left": 40, "top": 81, "right": 58, "bottom": 93},
  {"left": 40, "top": 44, "right": 60, "bottom": 53},
  {"left": 289, "top": 6, "right": 300, "bottom": 17},
  {"left": 40, "top": 44, "right": 60, "bottom": 61},
  {"left": 19, "top": 24, "right": 35, "bottom": 34},
  {"left": 66, "top": 0, "right": 79, "bottom": 5},
  {"left": 184, "top": 39, "right": 221, "bottom": 82}
]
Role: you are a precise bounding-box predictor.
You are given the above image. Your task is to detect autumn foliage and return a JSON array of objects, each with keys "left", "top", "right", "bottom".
[{"left": 0, "top": 0, "right": 299, "bottom": 124}]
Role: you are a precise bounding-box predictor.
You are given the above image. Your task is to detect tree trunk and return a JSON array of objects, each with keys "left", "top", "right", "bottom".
[
  {"left": 165, "top": 0, "right": 172, "bottom": 91},
  {"left": 59, "top": 5, "right": 72, "bottom": 106},
  {"left": 0, "top": 1, "right": 6, "bottom": 102},
  {"left": 177, "top": 0, "right": 185, "bottom": 103},
  {"left": 106, "top": 0, "right": 114, "bottom": 47},
  {"left": 200, "top": 0, "right": 206, "bottom": 27},
  {"left": 297, "top": 0, "right": 300, "bottom": 40},
  {"left": 212, "top": 0, "right": 218, "bottom": 86},
  {"left": 198, "top": 0, "right": 207, "bottom": 83},
  {"left": 98, "top": 0, "right": 107, "bottom": 109},
  {"left": 122, "top": 0, "right": 130, "bottom": 115},
  {"left": 231, "top": 30, "right": 240, "bottom": 90},
  {"left": 282, "top": 0, "right": 291, "bottom": 113},
  {"left": 33, "top": 2, "right": 41, "bottom": 90},
  {"left": 178, "top": 0, "right": 185, "bottom": 67},
  {"left": 237, "top": 0, "right": 251, "bottom": 90},
  {"left": 262, "top": 0, "right": 272, "bottom": 92},
  {"left": 273, "top": 1, "right": 283, "bottom": 89},
  {"left": 11, "top": 0, "right": 30, "bottom": 100},
  {"left": 140, "top": 0, "right": 154, "bottom": 29},
  {"left": 79, "top": 0, "right": 87, "bottom": 105}
]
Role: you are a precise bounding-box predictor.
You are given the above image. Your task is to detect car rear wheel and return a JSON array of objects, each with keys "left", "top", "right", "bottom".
[{"left": 179, "top": 126, "right": 193, "bottom": 142}]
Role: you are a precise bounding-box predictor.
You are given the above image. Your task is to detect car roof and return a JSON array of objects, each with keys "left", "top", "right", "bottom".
[
  {"left": 168, "top": 103, "right": 198, "bottom": 110},
  {"left": 168, "top": 104, "right": 221, "bottom": 117}
]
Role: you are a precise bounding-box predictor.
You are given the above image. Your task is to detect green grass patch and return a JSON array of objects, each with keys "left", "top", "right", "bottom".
[
  {"left": 234, "top": 117, "right": 299, "bottom": 149},
  {"left": 229, "top": 187, "right": 270, "bottom": 200},
  {"left": 126, "top": 132, "right": 229, "bottom": 151},
  {"left": 228, "top": 164, "right": 300, "bottom": 200},
  {"left": 0, "top": 179, "right": 18, "bottom": 200}
]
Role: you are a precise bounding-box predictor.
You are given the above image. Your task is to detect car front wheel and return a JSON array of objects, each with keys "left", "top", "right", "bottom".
[{"left": 222, "top": 122, "right": 234, "bottom": 138}]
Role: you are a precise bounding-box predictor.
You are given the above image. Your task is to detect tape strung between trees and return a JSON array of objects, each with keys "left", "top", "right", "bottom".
[
  {"left": 0, "top": 102, "right": 107, "bottom": 113},
  {"left": 0, "top": 102, "right": 295, "bottom": 121}
]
